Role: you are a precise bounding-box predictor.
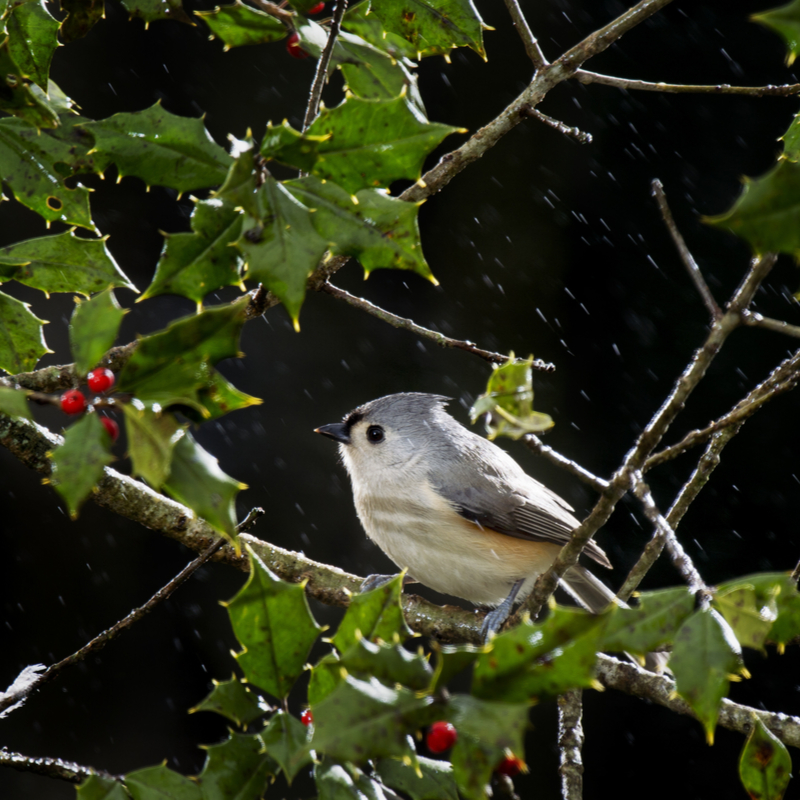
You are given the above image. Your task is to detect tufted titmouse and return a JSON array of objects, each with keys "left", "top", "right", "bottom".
[{"left": 315, "top": 392, "right": 619, "bottom": 640}]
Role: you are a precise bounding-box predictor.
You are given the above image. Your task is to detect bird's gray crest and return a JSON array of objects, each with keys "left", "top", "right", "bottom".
[{"left": 344, "top": 392, "right": 453, "bottom": 430}]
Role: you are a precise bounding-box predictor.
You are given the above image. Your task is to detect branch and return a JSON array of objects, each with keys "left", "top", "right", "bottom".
[
  {"left": 249, "top": 0, "right": 294, "bottom": 26},
  {"left": 651, "top": 179, "right": 721, "bottom": 320},
  {"left": 576, "top": 70, "right": 800, "bottom": 96},
  {"left": 502, "top": 0, "right": 547, "bottom": 69},
  {"left": 0, "top": 749, "right": 121, "bottom": 784},
  {"left": 520, "top": 105, "right": 593, "bottom": 144},
  {"left": 742, "top": 311, "right": 800, "bottom": 340},
  {"left": 303, "top": 0, "right": 348, "bottom": 132},
  {"left": 523, "top": 434, "right": 609, "bottom": 492},
  {"left": 557, "top": 690, "right": 584, "bottom": 799},
  {"left": 321, "top": 281, "right": 555, "bottom": 371}
]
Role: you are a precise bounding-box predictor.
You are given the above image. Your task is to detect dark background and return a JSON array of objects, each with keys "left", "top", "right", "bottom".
[{"left": 2, "top": 0, "right": 800, "bottom": 797}]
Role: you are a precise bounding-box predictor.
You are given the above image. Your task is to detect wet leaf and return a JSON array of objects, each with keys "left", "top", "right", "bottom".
[
  {"left": 69, "top": 288, "right": 126, "bottom": 377},
  {"left": 308, "top": 651, "right": 344, "bottom": 705},
  {"left": 60, "top": 0, "right": 104, "bottom": 41},
  {"left": 754, "top": 0, "right": 800, "bottom": 65},
  {"left": 0, "top": 385, "right": 32, "bottom": 420},
  {"left": 196, "top": 1, "right": 285, "bottom": 48},
  {"left": 739, "top": 716, "right": 792, "bottom": 800},
  {"left": 76, "top": 775, "right": 128, "bottom": 800},
  {"left": 197, "top": 731, "right": 277, "bottom": 800},
  {"left": 216, "top": 136, "right": 261, "bottom": 217},
  {"left": 125, "top": 765, "right": 201, "bottom": 799},
  {"left": 431, "top": 642, "right": 482, "bottom": 693},
  {"left": 226, "top": 544, "right": 322, "bottom": 698},
  {"left": 119, "top": 0, "right": 191, "bottom": 25},
  {"left": 50, "top": 413, "right": 114, "bottom": 518},
  {"left": 342, "top": 3, "right": 417, "bottom": 60},
  {"left": 714, "top": 585, "right": 777, "bottom": 652},
  {"left": 121, "top": 406, "right": 184, "bottom": 488},
  {"left": 7, "top": 0, "right": 60, "bottom": 90},
  {"left": 0, "top": 289, "right": 50, "bottom": 373},
  {"left": 261, "top": 710, "right": 312, "bottom": 783},
  {"left": 314, "top": 757, "right": 390, "bottom": 800},
  {"left": 377, "top": 755, "right": 459, "bottom": 800},
  {"left": 339, "top": 638, "right": 433, "bottom": 691},
  {"left": 191, "top": 674, "right": 267, "bottom": 727},
  {"left": 0, "top": 39, "right": 59, "bottom": 129}
]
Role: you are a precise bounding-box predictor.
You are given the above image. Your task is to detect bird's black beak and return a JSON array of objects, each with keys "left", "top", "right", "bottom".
[{"left": 315, "top": 422, "right": 351, "bottom": 445}]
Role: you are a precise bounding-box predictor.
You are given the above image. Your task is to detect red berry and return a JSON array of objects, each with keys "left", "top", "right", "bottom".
[
  {"left": 101, "top": 417, "right": 119, "bottom": 442},
  {"left": 308, "top": 2, "right": 325, "bottom": 13},
  {"left": 286, "top": 32, "right": 309, "bottom": 59},
  {"left": 496, "top": 754, "right": 524, "bottom": 777},
  {"left": 60, "top": 389, "right": 86, "bottom": 415},
  {"left": 300, "top": 709, "right": 313, "bottom": 726},
  {"left": 87, "top": 368, "right": 115, "bottom": 393},
  {"left": 426, "top": 721, "right": 457, "bottom": 753}
]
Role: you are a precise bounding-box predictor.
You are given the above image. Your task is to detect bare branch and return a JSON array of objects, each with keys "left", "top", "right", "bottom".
[
  {"left": 303, "top": 0, "right": 348, "bottom": 132},
  {"left": 503, "top": 0, "right": 547, "bottom": 69},
  {"left": 321, "top": 281, "right": 556, "bottom": 371},
  {"left": 576, "top": 70, "right": 800, "bottom": 97},
  {"left": 651, "top": 179, "right": 721, "bottom": 320},
  {"left": 0, "top": 749, "right": 121, "bottom": 784},
  {"left": 520, "top": 105, "right": 593, "bottom": 144},
  {"left": 557, "top": 690, "right": 585, "bottom": 799},
  {"left": 742, "top": 311, "right": 800, "bottom": 339},
  {"left": 523, "top": 434, "right": 609, "bottom": 492},
  {"left": 249, "top": 0, "right": 294, "bottom": 26}
]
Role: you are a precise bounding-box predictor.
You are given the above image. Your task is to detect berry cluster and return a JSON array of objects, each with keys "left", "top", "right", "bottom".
[
  {"left": 425, "top": 722, "right": 524, "bottom": 777},
  {"left": 58, "top": 368, "right": 119, "bottom": 441}
]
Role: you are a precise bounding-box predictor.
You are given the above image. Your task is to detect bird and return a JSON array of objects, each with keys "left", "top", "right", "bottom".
[{"left": 315, "top": 392, "right": 621, "bottom": 641}]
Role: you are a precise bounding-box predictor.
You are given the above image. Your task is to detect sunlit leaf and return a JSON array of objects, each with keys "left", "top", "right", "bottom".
[
  {"left": 261, "top": 710, "right": 312, "bottom": 783},
  {"left": 377, "top": 756, "right": 459, "bottom": 800},
  {"left": 754, "top": 0, "right": 800, "bottom": 65},
  {"left": 714, "top": 585, "right": 777, "bottom": 652},
  {"left": 121, "top": 406, "right": 184, "bottom": 488},
  {"left": 339, "top": 638, "right": 433, "bottom": 691},
  {"left": 431, "top": 642, "right": 483, "bottom": 693},
  {"left": 125, "top": 765, "right": 201, "bottom": 800},
  {"left": 197, "top": 731, "right": 277, "bottom": 800},
  {"left": 6, "top": 0, "right": 60, "bottom": 90},
  {"left": 739, "top": 716, "right": 793, "bottom": 800},
  {"left": 216, "top": 136, "right": 261, "bottom": 217},
  {"left": 314, "top": 757, "right": 390, "bottom": 800},
  {"left": 191, "top": 674, "right": 267, "bottom": 727},
  {"left": 196, "top": 1, "right": 285, "bottom": 48},
  {"left": 0, "top": 39, "right": 58, "bottom": 129},
  {"left": 0, "top": 289, "right": 50, "bottom": 373},
  {"left": 342, "top": 3, "right": 417, "bottom": 60},
  {"left": 308, "top": 651, "right": 344, "bottom": 705},
  {"left": 69, "top": 288, "right": 126, "bottom": 376}
]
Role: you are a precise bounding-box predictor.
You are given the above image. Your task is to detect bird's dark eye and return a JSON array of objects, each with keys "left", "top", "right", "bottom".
[{"left": 366, "top": 425, "right": 384, "bottom": 443}]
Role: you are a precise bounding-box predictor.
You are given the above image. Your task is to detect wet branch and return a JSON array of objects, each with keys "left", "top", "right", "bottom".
[
  {"left": 503, "top": 0, "right": 547, "bottom": 69},
  {"left": 557, "top": 690, "right": 585, "bottom": 799},
  {"left": 321, "top": 281, "right": 555, "bottom": 371},
  {"left": 523, "top": 434, "right": 609, "bottom": 492},
  {"left": 0, "top": 749, "right": 121, "bottom": 784},
  {"left": 576, "top": 70, "right": 800, "bottom": 96},
  {"left": 520, "top": 105, "right": 593, "bottom": 144},
  {"left": 249, "top": 0, "right": 294, "bottom": 26},
  {"left": 742, "top": 311, "right": 800, "bottom": 339}
]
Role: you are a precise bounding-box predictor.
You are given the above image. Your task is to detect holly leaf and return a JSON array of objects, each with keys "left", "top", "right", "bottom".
[
  {"left": 754, "top": 0, "right": 800, "bottom": 65},
  {"left": 714, "top": 585, "right": 777, "bottom": 653},
  {"left": 261, "top": 95, "right": 461, "bottom": 194},
  {"left": 197, "top": 731, "right": 277, "bottom": 800},
  {"left": 236, "top": 176, "right": 328, "bottom": 328},
  {"left": 261, "top": 710, "right": 313, "bottom": 783},
  {"left": 196, "top": 1, "right": 286, "bottom": 48},
  {"left": 333, "top": 572, "right": 411, "bottom": 653},
  {"left": 49, "top": 413, "right": 114, "bottom": 518},
  {"left": 286, "top": 175, "right": 434, "bottom": 280},
  {"left": 118, "top": 0, "right": 191, "bottom": 25},
  {"left": 81, "top": 104, "right": 232, "bottom": 194},
  {"left": 163, "top": 428, "right": 246, "bottom": 540},
  {"left": 431, "top": 642, "right": 483, "bottom": 693},
  {"left": 739, "top": 716, "right": 793, "bottom": 800},
  {"left": 376, "top": 756, "right": 459, "bottom": 800},
  {"left": 369, "top": 0, "right": 487, "bottom": 59},
  {"left": 470, "top": 354, "right": 553, "bottom": 439},
  {"left": 780, "top": 111, "right": 800, "bottom": 161},
  {"left": 142, "top": 197, "right": 244, "bottom": 305},
  {"left": 308, "top": 652, "right": 344, "bottom": 705},
  {"left": 0, "top": 386, "right": 32, "bottom": 419},
  {"left": 191, "top": 674, "right": 267, "bottom": 727},
  {"left": 670, "top": 608, "right": 744, "bottom": 744},
  {"left": 125, "top": 765, "right": 201, "bottom": 800},
  {"left": 7, "top": 0, "right": 60, "bottom": 90},
  {"left": 0, "top": 117, "right": 95, "bottom": 228},
  {"left": 314, "top": 758, "right": 392, "bottom": 800},
  {"left": 339, "top": 638, "right": 433, "bottom": 691},
  {"left": 0, "top": 231, "right": 136, "bottom": 297},
  {"left": 183, "top": 369, "right": 262, "bottom": 423},
  {"left": 121, "top": 406, "right": 184, "bottom": 488},
  {"left": 69, "top": 288, "right": 126, "bottom": 377},
  {"left": 60, "top": 0, "right": 104, "bottom": 41},
  {"left": 0, "top": 289, "right": 50, "bottom": 373},
  {"left": 226, "top": 544, "right": 322, "bottom": 698},
  {"left": 76, "top": 775, "right": 129, "bottom": 800},
  {"left": 0, "top": 39, "right": 58, "bottom": 129},
  {"left": 216, "top": 136, "right": 261, "bottom": 217},
  {"left": 342, "top": 3, "right": 417, "bottom": 60}
]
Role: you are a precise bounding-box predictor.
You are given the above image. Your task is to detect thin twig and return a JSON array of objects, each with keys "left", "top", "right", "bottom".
[
  {"left": 0, "top": 749, "right": 122, "bottom": 784},
  {"left": 742, "top": 311, "right": 800, "bottom": 339},
  {"left": 792, "top": 560, "right": 800, "bottom": 584},
  {"left": 523, "top": 434, "right": 609, "bottom": 492},
  {"left": 503, "top": 0, "right": 547, "bottom": 69},
  {"left": 321, "top": 281, "right": 556, "bottom": 371},
  {"left": 651, "top": 179, "right": 721, "bottom": 320},
  {"left": 576, "top": 70, "right": 800, "bottom": 96},
  {"left": 557, "top": 690, "right": 584, "bottom": 800},
  {"left": 303, "top": 0, "right": 348, "bottom": 132},
  {"left": 249, "top": 0, "right": 294, "bottom": 26},
  {"left": 520, "top": 105, "right": 592, "bottom": 144}
]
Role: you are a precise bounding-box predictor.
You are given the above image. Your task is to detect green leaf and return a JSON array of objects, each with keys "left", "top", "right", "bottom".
[
  {"left": 286, "top": 175, "right": 434, "bottom": 280},
  {"left": 236, "top": 176, "right": 329, "bottom": 327},
  {"left": 339, "top": 638, "right": 433, "bottom": 691},
  {"left": 714, "top": 585, "right": 777, "bottom": 652},
  {"left": 309, "top": 675, "right": 434, "bottom": 763},
  {"left": 118, "top": 0, "right": 192, "bottom": 25},
  {"left": 369, "top": 0, "right": 487, "bottom": 58},
  {"left": 0, "top": 117, "right": 97, "bottom": 228},
  {"left": 216, "top": 136, "right": 261, "bottom": 217},
  {"left": 81, "top": 104, "right": 232, "bottom": 194},
  {"left": 125, "top": 765, "right": 201, "bottom": 800},
  {"left": 60, "top": 0, "right": 104, "bottom": 42},
  {"left": 0, "top": 39, "right": 58, "bottom": 129},
  {"left": 376, "top": 756, "right": 459, "bottom": 800},
  {"left": 76, "top": 775, "right": 129, "bottom": 800},
  {"left": 0, "top": 289, "right": 50, "bottom": 373},
  {"left": 754, "top": 0, "right": 800, "bottom": 65},
  {"left": 342, "top": 3, "right": 418, "bottom": 60},
  {"left": 117, "top": 300, "right": 248, "bottom": 414},
  {"left": 69, "top": 288, "right": 126, "bottom": 377},
  {"left": 261, "top": 95, "right": 460, "bottom": 194},
  {"left": 0, "top": 385, "right": 32, "bottom": 419},
  {"left": 739, "top": 716, "right": 793, "bottom": 800},
  {"left": 7, "top": 0, "right": 60, "bottom": 90},
  {"left": 142, "top": 197, "right": 244, "bottom": 305},
  {"left": 308, "top": 651, "right": 345, "bottom": 705},
  {"left": 601, "top": 586, "right": 695, "bottom": 656},
  {"left": 780, "top": 111, "right": 800, "bottom": 162},
  {"left": 163, "top": 428, "right": 246, "bottom": 539},
  {"left": 191, "top": 674, "right": 266, "bottom": 727},
  {"left": 183, "top": 369, "right": 262, "bottom": 423},
  {"left": 196, "top": 1, "right": 286, "bottom": 48},
  {"left": 472, "top": 606, "right": 602, "bottom": 701},
  {"left": 121, "top": 406, "right": 184, "bottom": 488},
  {"left": 261, "top": 710, "right": 313, "bottom": 783},
  {"left": 470, "top": 354, "right": 553, "bottom": 440},
  {"left": 50, "top": 413, "right": 114, "bottom": 518},
  {"left": 670, "top": 608, "right": 744, "bottom": 744},
  {"left": 0, "top": 231, "right": 136, "bottom": 298},
  {"left": 431, "top": 642, "right": 483, "bottom": 693},
  {"left": 314, "top": 757, "right": 390, "bottom": 800},
  {"left": 197, "top": 731, "right": 277, "bottom": 800},
  {"left": 333, "top": 572, "right": 411, "bottom": 653},
  {"left": 226, "top": 544, "right": 322, "bottom": 698}
]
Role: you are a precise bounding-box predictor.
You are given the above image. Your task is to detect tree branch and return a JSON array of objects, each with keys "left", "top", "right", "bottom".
[
  {"left": 557, "top": 690, "right": 584, "bottom": 799},
  {"left": 576, "top": 70, "right": 800, "bottom": 96},
  {"left": 523, "top": 434, "right": 609, "bottom": 492},
  {"left": 502, "top": 0, "right": 547, "bottom": 69},
  {"left": 0, "top": 749, "right": 121, "bottom": 784},
  {"left": 742, "top": 311, "right": 800, "bottom": 340},
  {"left": 520, "top": 105, "right": 592, "bottom": 144}
]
